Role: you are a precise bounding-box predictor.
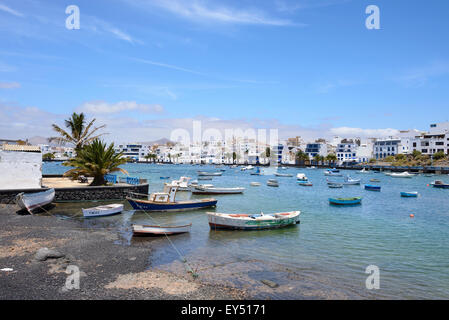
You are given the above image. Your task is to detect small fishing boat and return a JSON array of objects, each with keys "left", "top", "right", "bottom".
[
  {"left": 207, "top": 211, "right": 300, "bottom": 230},
  {"left": 250, "top": 167, "right": 263, "bottom": 175},
  {"left": 15, "top": 188, "right": 55, "bottom": 214},
  {"left": 191, "top": 186, "right": 245, "bottom": 195},
  {"left": 344, "top": 175, "right": 361, "bottom": 185},
  {"left": 267, "top": 179, "right": 279, "bottom": 187},
  {"left": 160, "top": 176, "right": 170, "bottom": 179},
  {"left": 127, "top": 186, "right": 217, "bottom": 212},
  {"left": 401, "top": 192, "right": 419, "bottom": 198},
  {"left": 357, "top": 168, "right": 369, "bottom": 174},
  {"left": 198, "top": 176, "right": 213, "bottom": 180},
  {"left": 365, "top": 184, "right": 381, "bottom": 191},
  {"left": 250, "top": 182, "right": 261, "bottom": 186},
  {"left": 328, "top": 183, "right": 343, "bottom": 188},
  {"left": 164, "top": 176, "right": 191, "bottom": 191},
  {"left": 390, "top": 172, "right": 415, "bottom": 178},
  {"left": 132, "top": 223, "right": 192, "bottom": 236},
  {"left": 296, "top": 173, "right": 308, "bottom": 181},
  {"left": 370, "top": 179, "right": 380, "bottom": 182},
  {"left": 431, "top": 180, "right": 449, "bottom": 189},
  {"left": 324, "top": 171, "right": 342, "bottom": 177},
  {"left": 82, "top": 203, "right": 124, "bottom": 218},
  {"left": 329, "top": 197, "right": 362, "bottom": 205},
  {"left": 298, "top": 181, "right": 313, "bottom": 186},
  {"left": 197, "top": 171, "right": 223, "bottom": 176},
  {"left": 275, "top": 172, "right": 293, "bottom": 177}
]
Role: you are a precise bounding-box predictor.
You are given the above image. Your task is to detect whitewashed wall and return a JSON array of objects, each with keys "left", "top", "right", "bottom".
[{"left": 0, "top": 151, "right": 42, "bottom": 190}]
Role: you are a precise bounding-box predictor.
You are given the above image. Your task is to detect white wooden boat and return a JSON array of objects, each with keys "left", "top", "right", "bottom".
[
  {"left": 207, "top": 211, "right": 300, "bottom": 230},
  {"left": 164, "top": 176, "right": 191, "bottom": 191},
  {"left": 132, "top": 223, "right": 192, "bottom": 236},
  {"left": 356, "top": 168, "right": 370, "bottom": 174},
  {"left": 82, "top": 203, "right": 124, "bottom": 218},
  {"left": 197, "top": 171, "right": 222, "bottom": 176},
  {"left": 267, "top": 179, "right": 279, "bottom": 187},
  {"left": 15, "top": 188, "right": 55, "bottom": 214},
  {"left": 296, "top": 173, "right": 308, "bottom": 181},
  {"left": 324, "top": 171, "right": 342, "bottom": 177},
  {"left": 250, "top": 182, "right": 261, "bottom": 186},
  {"left": 275, "top": 172, "right": 293, "bottom": 177},
  {"left": 390, "top": 172, "right": 415, "bottom": 178},
  {"left": 191, "top": 186, "right": 245, "bottom": 194},
  {"left": 344, "top": 175, "right": 361, "bottom": 185}
]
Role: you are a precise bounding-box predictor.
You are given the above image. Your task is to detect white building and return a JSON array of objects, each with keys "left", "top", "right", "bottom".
[
  {"left": 373, "top": 138, "right": 410, "bottom": 160},
  {"left": 115, "top": 143, "right": 150, "bottom": 161},
  {"left": 336, "top": 140, "right": 358, "bottom": 163},
  {"left": 0, "top": 144, "right": 42, "bottom": 190},
  {"left": 411, "top": 122, "right": 449, "bottom": 156},
  {"left": 305, "top": 142, "right": 328, "bottom": 159}
]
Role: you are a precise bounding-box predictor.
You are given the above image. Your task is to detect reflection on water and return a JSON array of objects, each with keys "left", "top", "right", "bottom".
[{"left": 43, "top": 162, "right": 449, "bottom": 299}]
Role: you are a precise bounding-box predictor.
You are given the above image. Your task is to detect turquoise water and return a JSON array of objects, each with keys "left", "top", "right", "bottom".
[{"left": 43, "top": 162, "right": 449, "bottom": 299}]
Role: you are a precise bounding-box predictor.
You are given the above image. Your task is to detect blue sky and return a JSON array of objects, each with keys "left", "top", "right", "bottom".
[{"left": 1, "top": 0, "right": 449, "bottom": 142}]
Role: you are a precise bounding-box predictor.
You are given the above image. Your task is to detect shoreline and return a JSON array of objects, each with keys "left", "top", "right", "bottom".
[{"left": 0, "top": 204, "right": 246, "bottom": 300}]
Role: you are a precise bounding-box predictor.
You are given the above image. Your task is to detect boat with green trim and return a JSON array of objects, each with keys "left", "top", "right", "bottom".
[
  {"left": 329, "top": 197, "right": 362, "bottom": 205},
  {"left": 207, "top": 211, "right": 300, "bottom": 230}
]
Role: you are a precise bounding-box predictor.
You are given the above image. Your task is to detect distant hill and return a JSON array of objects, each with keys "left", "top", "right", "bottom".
[{"left": 140, "top": 138, "right": 174, "bottom": 145}]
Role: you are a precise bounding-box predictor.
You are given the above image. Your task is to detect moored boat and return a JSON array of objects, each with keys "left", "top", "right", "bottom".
[
  {"left": 365, "top": 184, "right": 381, "bottom": 191},
  {"left": 275, "top": 172, "right": 293, "bottom": 177},
  {"left": 324, "top": 171, "right": 342, "bottom": 177},
  {"left": 296, "top": 173, "right": 308, "bottom": 181},
  {"left": 191, "top": 186, "right": 245, "bottom": 194},
  {"left": 207, "top": 211, "right": 300, "bottom": 230},
  {"left": 328, "top": 183, "right": 343, "bottom": 188},
  {"left": 197, "top": 171, "right": 223, "bottom": 176},
  {"left": 132, "top": 223, "right": 192, "bottom": 236},
  {"left": 329, "top": 197, "right": 362, "bottom": 205},
  {"left": 370, "top": 179, "right": 380, "bottom": 182},
  {"left": 250, "top": 182, "right": 261, "bottom": 186},
  {"left": 164, "top": 176, "right": 191, "bottom": 191},
  {"left": 344, "top": 175, "right": 361, "bottom": 185},
  {"left": 250, "top": 167, "right": 263, "bottom": 175},
  {"left": 431, "top": 180, "right": 449, "bottom": 189},
  {"left": 267, "top": 179, "right": 279, "bottom": 187},
  {"left": 15, "top": 188, "right": 55, "bottom": 214},
  {"left": 401, "top": 192, "right": 419, "bottom": 198},
  {"left": 390, "top": 172, "right": 415, "bottom": 178},
  {"left": 127, "top": 186, "right": 217, "bottom": 212},
  {"left": 297, "top": 181, "right": 313, "bottom": 186},
  {"left": 82, "top": 203, "right": 124, "bottom": 218}
]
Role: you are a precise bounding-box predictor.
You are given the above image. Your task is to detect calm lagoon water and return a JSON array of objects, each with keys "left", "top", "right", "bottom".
[{"left": 43, "top": 162, "right": 449, "bottom": 299}]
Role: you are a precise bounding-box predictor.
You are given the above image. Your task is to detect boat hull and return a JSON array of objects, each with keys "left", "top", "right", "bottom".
[
  {"left": 207, "top": 211, "right": 300, "bottom": 230},
  {"left": 127, "top": 198, "right": 217, "bottom": 212},
  {"left": 132, "top": 223, "right": 192, "bottom": 235},
  {"left": 82, "top": 204, "right": 124, "bottom": 218},
  {"left": 15, "top": 188, "right": 55, "bottom": 214},
  {"left": 329, "top": 197, "right": 362, "bottom": 205},
  {"left": 192, "top": 188, "right": 244, "bottom": 194},
  {"left": 401, "top": 192, "right": 418, "bottom": 197},
  {"left": 365, "top": 185, "right": 381, "bottom": 191}
]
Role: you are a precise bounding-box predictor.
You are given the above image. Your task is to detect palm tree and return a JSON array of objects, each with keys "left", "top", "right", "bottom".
[
  {"left": 62, "top": 139, "right": 128, "bottom": 186},
  {"left": 295, "top": 150, "right": 308, "bottom": 164},
  {"left": 49, "top": 112, "right": 106, "bottom": 152},
  {"left": 325, "top": 153, "right": 337, "bottom": 165}
]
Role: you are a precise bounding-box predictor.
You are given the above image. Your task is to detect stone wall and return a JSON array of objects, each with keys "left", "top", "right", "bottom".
[
  {"left": 0, "top": 184, "right": 149, "bottom": 204},
  {"left": 0, "top": 150, "right": 42, "bottom": 190}
]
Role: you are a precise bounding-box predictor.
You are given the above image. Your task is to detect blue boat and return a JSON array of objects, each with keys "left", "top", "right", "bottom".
[
  {"left": 250, "top": 167, "right": 262, "bottom": 175},
  {"left": 127, "top": 186, "right": 217, "bottom": 212},
  {"left": 160, "top": 176, "right": 170, "bottom": 179},
  {"left": 401, "top": 192, "right": 418, "bottom": 197},
  {"left": 329, "top": 197, "right": 362, "bottom": 205},
  {"left": 431, "top": 180, "right": 449, "bottom": 189},
  {"left": 365, "top": 184, "right": 381, "bottom": 191}
]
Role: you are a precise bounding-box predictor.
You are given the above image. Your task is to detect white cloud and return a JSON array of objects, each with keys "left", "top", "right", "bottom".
[
  {"left": 0, "top": 4, "right": 24, "bottom": 17},
  {"left": 127, "top": 0, "right": 298, "bottom": 26},
  {"left": 76, "top": 101, "right": 164, "bottom": 115},
  {"left": 396, "top": 61, "right": 449, "bottom": 87},
  {"left": 0, "top": 81, "right": 20, "bottom": 89}
]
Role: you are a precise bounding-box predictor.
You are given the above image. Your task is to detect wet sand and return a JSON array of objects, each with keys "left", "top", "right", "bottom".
[{"left": 0, "top": 204, "right": 245, "bottom": 300}]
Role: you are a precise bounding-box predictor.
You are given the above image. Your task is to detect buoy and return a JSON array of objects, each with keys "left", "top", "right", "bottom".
[
  {"left": 426, "top": 184, "right": 430, "bottom": 187},
  {"left": 410, "top": 214, "right": 415, "bottom": 218}
]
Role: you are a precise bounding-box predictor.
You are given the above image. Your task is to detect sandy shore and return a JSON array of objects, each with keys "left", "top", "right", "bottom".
[{"left": 0, "top": 204, "right": 245, "bottom": 300}]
